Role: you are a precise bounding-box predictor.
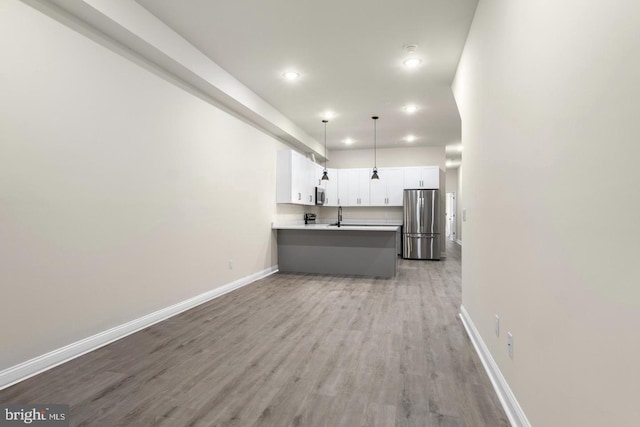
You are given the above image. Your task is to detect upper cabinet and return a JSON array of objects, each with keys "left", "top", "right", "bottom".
[
  {"left": 370, "top": 167, "right": 404, "bottom": 206},
  {"left": 338, "top": 169, "right": 370, "bottom": 206},
  {"left": 276, "top": 149, "right": 441, "bottom": 207},
  {"left": 312, "top": 163, "right": 324, "bottom": 188},
  {"left": 319, "top": 167, "right": 339, "bottom": 206},
  {"left": 403, "top": 166, "right": 440, "bottom": 189},
  {"left": 276, "top": 150, "right": 316, "bottom": 205}
]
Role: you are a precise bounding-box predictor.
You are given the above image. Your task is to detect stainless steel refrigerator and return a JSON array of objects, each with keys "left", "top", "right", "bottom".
[{"left": 403, "top": 189, "right": 440, "bottom": 260}]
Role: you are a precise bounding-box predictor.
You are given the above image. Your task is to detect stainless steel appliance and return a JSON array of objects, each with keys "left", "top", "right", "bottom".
[
  {"left": 403, "top": 189, "right": 440, "bottom": 260},
  {"left": 303, "top": 213, "right": 316, "bottom": 224},
  {"left": 315, "top": 187, "right": 326, "bottom": 205}
]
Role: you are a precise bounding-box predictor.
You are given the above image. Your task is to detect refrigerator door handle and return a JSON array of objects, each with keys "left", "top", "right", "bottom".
[{"left": 402, "top": 233, "right": 440, "bottom": 260}]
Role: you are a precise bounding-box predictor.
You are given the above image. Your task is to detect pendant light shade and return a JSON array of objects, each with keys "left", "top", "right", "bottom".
[
  {"left": 371, "top": 116, "right": 380, "bottom": 180},
  {"left": 321, "top": 119, "right": 329, "bottom": 181}
]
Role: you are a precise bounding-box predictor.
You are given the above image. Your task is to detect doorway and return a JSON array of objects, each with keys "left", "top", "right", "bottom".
[{"left": 446, "top": 192, "right": 457, "bottom": 241}]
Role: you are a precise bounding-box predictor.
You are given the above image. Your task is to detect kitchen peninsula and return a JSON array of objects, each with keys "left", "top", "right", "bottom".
[{"left": 273, "top": 223, "right": 400, "bottom": 278}]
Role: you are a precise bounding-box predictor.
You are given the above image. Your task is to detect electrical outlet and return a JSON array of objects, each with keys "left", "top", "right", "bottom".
[
  {"left": 494, "top": 315, "right": 500, "bottom": 337},
  {"left": 228, "top": 260, "right": 233, "bottom": 270},
  {"left": 462, "top": 208, "right": 467, "bottom": 222},
  {"left": 507, "top": 332, "right": 514, "bottom": 359}
]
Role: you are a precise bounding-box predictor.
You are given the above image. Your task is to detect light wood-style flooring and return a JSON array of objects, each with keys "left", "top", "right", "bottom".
[{"left": 0, "top": 242, "right": 509, "bottom": 426}]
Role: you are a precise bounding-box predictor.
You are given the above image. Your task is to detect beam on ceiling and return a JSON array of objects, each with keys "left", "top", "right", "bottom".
[{"left": 21, "top": 0, "right": 326, "bottom": 161}]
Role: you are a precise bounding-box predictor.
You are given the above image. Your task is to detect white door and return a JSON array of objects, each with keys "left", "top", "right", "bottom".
[
  {"left": 321, "top": 168, "right": 338, "bottom": 206},
  {"left": 337, "top": 169, "right": 351, "bottom": 206},
  {"left": 339, "top": 169, "right": 370, "bottom": 206},
  {"left": 384, "top": 168, "right": 404, "bottom": 206},
  {"left": 354, "top": 169, "right": 370, "bottom": 206},
  {"left": 446, "top": 192, "right": 457, "bottom": 241},
  {"left": 420, "top": 167, "right": 439, "bottom": 189},
  {"left": 369, "top": 168, "right": 386, "bottom": 206},
  {"left": 314, "top": 163, "right": 324, "bottom": 188},
  {"left": 303, "top": 158, "right": 315, "bottom": 205},
  {"left": 370, "top": 167, "right": 402, "bottom": 206},
  {"left": 403, "top": 167, "right": 422, "bottom": 188},
  {"left": 290, "top": 152, "right": 307, "bottom": 203}
]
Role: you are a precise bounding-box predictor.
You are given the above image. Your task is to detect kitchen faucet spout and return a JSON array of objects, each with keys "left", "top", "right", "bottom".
[{"left": 337, "top": 206, "right": 342, "bottom": 227}]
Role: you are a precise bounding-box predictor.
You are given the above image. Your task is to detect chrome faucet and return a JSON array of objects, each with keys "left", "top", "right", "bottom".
[{"left": 337, "top": 206, "right": 342, "bottom": 227}]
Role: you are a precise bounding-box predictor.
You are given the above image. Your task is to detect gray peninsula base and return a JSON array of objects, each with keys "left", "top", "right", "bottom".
[{"left": 277, "top": 229, "right": 397, "bottom": 278}]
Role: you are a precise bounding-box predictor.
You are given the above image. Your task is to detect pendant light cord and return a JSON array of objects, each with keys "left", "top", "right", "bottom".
[
  {"left": 372, "top": 116, "right": 379, "bottom": 169},
  {"left": 374, "top": 119, "right": 377, "bottom": 168},
  {"left": 322, "top": 120, "right": 328, "bottom": 169}
]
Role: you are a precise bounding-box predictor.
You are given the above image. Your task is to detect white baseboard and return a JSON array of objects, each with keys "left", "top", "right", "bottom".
[
  {"left": 0, "top": 265, "right": 279, "bottom": 390},
  {"left": 459, "top": 306, "right": 531, "bottom": 427},
  {"left": 456, "top": 239, "right": 462, "bottom": 246}
]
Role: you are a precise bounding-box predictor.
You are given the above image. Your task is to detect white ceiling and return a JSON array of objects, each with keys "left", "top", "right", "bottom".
[{"left": 135, "top": 0, "right": 477, "bottom": 151}]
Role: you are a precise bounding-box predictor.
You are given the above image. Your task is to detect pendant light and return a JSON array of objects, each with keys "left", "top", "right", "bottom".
[
  {"left": 371, "top": 116, "right": 380, "bottom": 180},
  {"left": 321, "top": 120, "right": 329, "bottom": 181}
]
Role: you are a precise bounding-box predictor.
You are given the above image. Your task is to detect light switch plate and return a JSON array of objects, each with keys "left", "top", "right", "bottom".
[{"left": 462, "top": 208, "right": 467, "bottom": 222}]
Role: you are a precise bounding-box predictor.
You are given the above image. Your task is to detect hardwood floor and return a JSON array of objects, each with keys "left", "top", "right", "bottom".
[{"left": 0, "top": 241, "right": 509, "bottom": 426}]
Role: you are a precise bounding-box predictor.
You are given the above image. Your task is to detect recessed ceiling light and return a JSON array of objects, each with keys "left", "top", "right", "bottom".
[
  {"left": 446, "top": 143, "right": 463, "bottom": 153},
  {"left": 322, "top": 111, "right": 336, "bottom": 120},
  {"left": 282, "top": 71, "right": 300, "bottom": 80},
  {"left": 403, "top": 58, "right": 422, "bottom": 68},
  {"left": 343, "top": 138, "right": 354, "bottom": 145},
  {"left": 446, "top": 160, "right": 461, "bottom": 168},
  {"left": 403, "top": 104, "right": 419, "bottom": 114},
  {"left": 405, "top": 135, "right": 416, "bottom": 142}
]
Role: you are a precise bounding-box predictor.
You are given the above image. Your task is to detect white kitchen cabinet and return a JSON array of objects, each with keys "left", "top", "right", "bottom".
[
  {"left": 302, "top": 157, "right": 316, "bottom": 205},
  {"left": 403, "top": 166, "right": 440, "bottom": 189},
  {"left": 319, "top": 167, "right": 339, "bottom": 206},
  {"left": 353, "top": 169, "right": 371, "bottom": 206},
  {"left": 276, "top": 150, "right": 316, "bottom": 205},
  {"left": 386, "top": 168, "right": 405, "bottom": 205},
  {"left": 370, "top": 167, "right": 404, "bottom": 206},
  {"left": 312, "top": 163, "right": 324, "bottom": 188},
  {"left": 337, "top": 169, "right": 349, "bottom": 206},
  {"left": 338, "top": 168, "right": 370, "bottom": 206},
  {"left": 278, "top": 150, "right": 441, "bottom": 207}
]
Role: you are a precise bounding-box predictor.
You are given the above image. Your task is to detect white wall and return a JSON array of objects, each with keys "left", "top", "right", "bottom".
[
  {"left": 0, "top": 1, "right": 306, "bottom": 372},
  {"left": 453, "top": 0, "right": 640, "bottom": 425},
  {"left": 457, "top": 165, "right": 463, "bottom": 241},
  {"left": 317, "top": 206, "right": 404, "bottom": 222},
  {"left": 445, "top": 168, "right": 458, "bottom": 194},
  {"left": 328, "top": 146, "right": 446, "bottom": 169}
]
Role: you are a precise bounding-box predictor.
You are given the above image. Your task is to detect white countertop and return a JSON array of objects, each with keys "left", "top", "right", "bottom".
[{"left": 272, "top": 223, "right": 400, "bottom": 232}]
